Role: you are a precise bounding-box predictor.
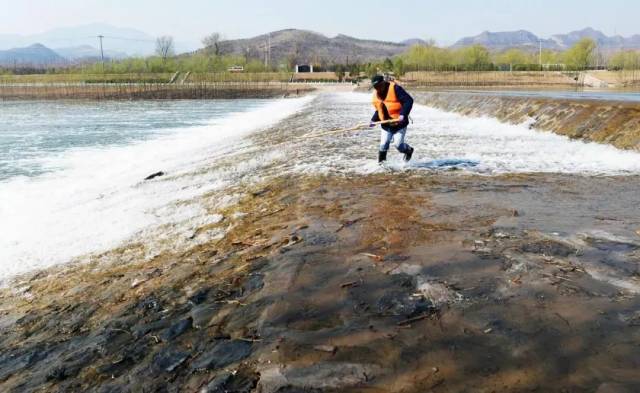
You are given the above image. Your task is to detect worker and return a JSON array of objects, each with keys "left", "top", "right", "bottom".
[{"left": 370, "top": 75, "right": 414, "bottom": 163}]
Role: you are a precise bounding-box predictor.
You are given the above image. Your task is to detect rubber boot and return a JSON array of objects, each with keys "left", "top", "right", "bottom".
[
  {"left": 378, "top": 150, "right": 387, "bottom": 164},
  {"left": 403, "top": 146, "right": 414, "bottom": 162}
]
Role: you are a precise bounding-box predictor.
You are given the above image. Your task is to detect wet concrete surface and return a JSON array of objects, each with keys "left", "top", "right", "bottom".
[
  {"left": 414, "top": 91, "right": 640, "bottom": 151},
  {"left": 1, "top": 172, "right": 640, "bottom": 392}
]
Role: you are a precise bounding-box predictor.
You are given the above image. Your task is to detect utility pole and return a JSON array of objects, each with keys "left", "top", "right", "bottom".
[
  {"left": 268, "top": 33, "right": 271, "bottom": 70},
  {"left": 539, "top": 39, "right": 542, "bottom": 71},
  {"left": 97, "top": 35, "right": 105, "bottom": 72}
]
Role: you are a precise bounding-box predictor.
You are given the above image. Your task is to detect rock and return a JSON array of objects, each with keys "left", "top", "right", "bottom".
[
  {"left": 0, "top": 343, "right": 53, "bottom": 381},
  {"left": 243, "top": 273, "right": 264, "bottom": 294},
  {"left": 136, "top": 296, "right": 163, "bottom": 314},
  {"left": 191, "top": 340, "right": 253, "bottom": 371},
  {"left": 520, "top": 240, "right": 576, "bottom": 257},
  {"left": 313, "top": 345, "right": 337, "bottom": 354},
  {"left": 132, "top": 319, "right": 171, "bottom": 339},
  {"left": 258, "top": 362, "right": 379, "bottom": 393},
  {"left": 160, "top": 317, "right": 193, "bottom": 341},
  {"left": 45, "top": 349, "right": 97, "bottom": 382},
  {"left": 383, "top": 254, "right": 411, "bottom": 262},
  {"left": 596, "top": 383, "right": 631, "bottom": 393},
  {"left": 207, "top": 305, "right": 234, "bottom": 327},
  {"left": 201, "top": 367, "right": 259, "bottom": 393},
  {"left": 130, "top": 277, "right": 148, "bottom": 288},
  {"left": 416, "top": 279, "right": 461, "bottom": 306},
  {"left": 251, "top": 188, "right": 270, "bottom": 197},
  {"left": 153, "top": 347, "right": 190, "bottom": 373},
  {"left": 376, "top": 290, "right": 431, "bottom": 317},
  {"left": 299, "top": 230, "right": 338, "bottom": 246},
  {"left": 45, "top": 366, "right": 68, "bottom": 381},
  {"left": 190, "top": 305, "right": 219, "bottom": 329},
  {"left": 144, "top": 171, "right": 165, "bottom": 181},
  {"left": 188, "top": 289, "right": 210, "bottom": 305},
  {"left": 95, "top": 355, "right": 135, "bottom": 377},
  {"left": 201, "top": 372, "right": 232, "bottom": 392}
]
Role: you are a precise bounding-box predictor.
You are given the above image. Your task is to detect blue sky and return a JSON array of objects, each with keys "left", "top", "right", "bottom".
[{"left": 0, "top": 0, "right": 637, "bottom": 45}]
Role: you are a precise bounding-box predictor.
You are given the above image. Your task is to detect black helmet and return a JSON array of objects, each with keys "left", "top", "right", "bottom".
[{"left": 371, "top": 75, "right": 385, "bottom": 87}]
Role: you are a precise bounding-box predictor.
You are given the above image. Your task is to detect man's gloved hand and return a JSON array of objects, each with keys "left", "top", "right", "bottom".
[
  {"left": 391, "top": 115, "right": 405, "bottom": 125},
  {"left": 369, "top": 122, "right": 376, "bottom": 128}
]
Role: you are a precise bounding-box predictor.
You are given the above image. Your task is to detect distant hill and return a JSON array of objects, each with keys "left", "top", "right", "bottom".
[
  {"left": 400, "top": 38, "right": 430, "bottom": 46},
  {"left": 0, "top": 44, "right": 66, "bottom": 66},
  {"left": 205, "top": 29, "right": 411, "bottom": 65},
  {"left": 0, "top": 23, "right": 199, "bottom": 57},
  {"left": 453, "top": 27, "right": 640, "bottom": 52},
  {"left": 452, "top": 30, "right": 557, "bottom": 51},
  {"left": 550, "top": 27, "right": 640, "bottom": 51},
  {"left": 54, "top": 45, "right": 129, "bottom": 61}
]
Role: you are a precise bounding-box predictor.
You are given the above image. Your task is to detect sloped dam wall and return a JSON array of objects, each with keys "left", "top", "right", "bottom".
[{"left": 415, "top": 91, "right": 640, "bottom": 151}]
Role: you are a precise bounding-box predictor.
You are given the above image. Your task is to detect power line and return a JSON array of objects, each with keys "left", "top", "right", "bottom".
[{"left": 102, "top": 35, "right": 156, "bottom": 43}]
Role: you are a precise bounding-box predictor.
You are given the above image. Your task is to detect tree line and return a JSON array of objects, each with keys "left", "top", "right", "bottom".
[{"left": 2, "top": 35, "right": 640, "bottom": 76}]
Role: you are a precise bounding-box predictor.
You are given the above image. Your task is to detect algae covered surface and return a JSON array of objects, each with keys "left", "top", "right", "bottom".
[
  {"left": 1, "top": 93, "right": 640, "bottom": 392},
  {"left": 2, "top": 172, "right": 640, "bottom": 392}
]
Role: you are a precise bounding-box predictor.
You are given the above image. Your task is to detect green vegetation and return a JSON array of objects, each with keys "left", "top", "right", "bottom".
[
  {"left": 380, "top": 38, "right": 636, "bottom": 73},
  {"left": 3, "top": 36, "right": 640, "bottom": 84},
  {"left": 610, "top": 50, "right": 640, "bottom": 70},
  {"left": 400, "top": 43, "right": 538, "bottom": 72},
  {"left": 74, "top": 54, "right": 275, "bottom": 74},
  {"left": 562, "top": 38, "right": 596, "bottom": 70},
  {"left": 495, "top": 49, "right": 535, "bottom": 67}
]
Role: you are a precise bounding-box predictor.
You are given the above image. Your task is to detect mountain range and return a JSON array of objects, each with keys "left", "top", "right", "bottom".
[
  {"left": 452, "top": 27, "right": 640, "bottom": 52},
  {"left": 0, "top": 44, "right": 66, "bottom": 66},
  {"left": 1, "top": 25, "right": 639, "bottom": 68},
  {"left": 206, "top": 29, "right": 421, "bottom": 65}
]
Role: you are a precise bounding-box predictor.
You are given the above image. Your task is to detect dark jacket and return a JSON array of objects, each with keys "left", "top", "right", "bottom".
[{"left": 371, "top": 83, "right": 414, "bottom": 132}]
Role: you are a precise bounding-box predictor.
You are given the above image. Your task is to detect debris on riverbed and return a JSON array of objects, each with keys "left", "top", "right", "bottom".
[
  {"left": 143, "top": 171, "right": 165, "bottom": 181},
  {"left": 1, "top": 174, "right": 640, "bottom": 392}
]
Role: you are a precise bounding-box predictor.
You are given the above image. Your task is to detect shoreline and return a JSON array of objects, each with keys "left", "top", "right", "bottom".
[{"left": 0, "top": 82, "right": 318, "bottom": 101}]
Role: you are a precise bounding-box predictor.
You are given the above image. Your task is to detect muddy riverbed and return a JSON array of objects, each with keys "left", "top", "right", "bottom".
[{"left": 1, "top": 93, "right": 640, "bottom": 392}]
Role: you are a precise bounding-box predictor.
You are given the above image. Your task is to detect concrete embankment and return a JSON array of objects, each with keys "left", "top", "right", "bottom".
[{"left": 414, "top": 91, "right": 640, "bottom": 150}]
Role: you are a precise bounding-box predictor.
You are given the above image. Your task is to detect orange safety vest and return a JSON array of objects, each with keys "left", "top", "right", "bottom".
[{"left": 372, "top": 82, "right": 403, "bottom": 121}]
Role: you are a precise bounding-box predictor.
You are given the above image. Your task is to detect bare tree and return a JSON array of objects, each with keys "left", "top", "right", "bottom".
[
  {"left": 202, "top": 33, "right": 223, "bottom": 55},
  {"left": 156, "top": 36, "right": 175, "bottom": 62}
]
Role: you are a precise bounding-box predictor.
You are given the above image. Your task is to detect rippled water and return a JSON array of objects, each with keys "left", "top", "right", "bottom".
[
  {"left": 0, "top": 97, "right": 313, "bottom": 278},
  {"left": 0, "top": 100, "right": 269, "bottom": 181}
]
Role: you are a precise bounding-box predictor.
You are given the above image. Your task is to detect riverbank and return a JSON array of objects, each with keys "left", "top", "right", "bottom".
[
  {"left": 414, "top": 90, "right": 640, "bottom": 151},
  {"left": 1, "top": 172, "right": 640, "bottom": 392},
  {"left": 0, "top": 82, "right": 316, "bottom": 100},
  {"left": 402, "top": 71, "right": 640, "bottom": 89}
]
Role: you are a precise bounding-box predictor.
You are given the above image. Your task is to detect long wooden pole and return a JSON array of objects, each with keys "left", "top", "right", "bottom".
[{"left": 298, "top": 119, "right": 397, "bottom": 140}]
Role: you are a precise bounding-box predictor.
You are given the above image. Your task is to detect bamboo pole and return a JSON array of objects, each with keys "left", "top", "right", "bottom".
[{"left": 297, "top": 119, "right": 398, "bottom": 140}]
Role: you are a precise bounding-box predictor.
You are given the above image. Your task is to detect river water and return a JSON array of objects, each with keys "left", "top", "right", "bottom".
[{"left": 2, "top": 92, "right": 640, "bottom": 279}]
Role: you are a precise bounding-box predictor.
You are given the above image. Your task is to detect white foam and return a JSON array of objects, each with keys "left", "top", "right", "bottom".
[
  {"left": 410, "top": 107, "right": 640, "bottom": 174},
  {"left": 288, "top": 92, "right": 640, "bottom": 176},
  {"left": 0, "top": 96, "right": 314, "bottom": 280}
]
